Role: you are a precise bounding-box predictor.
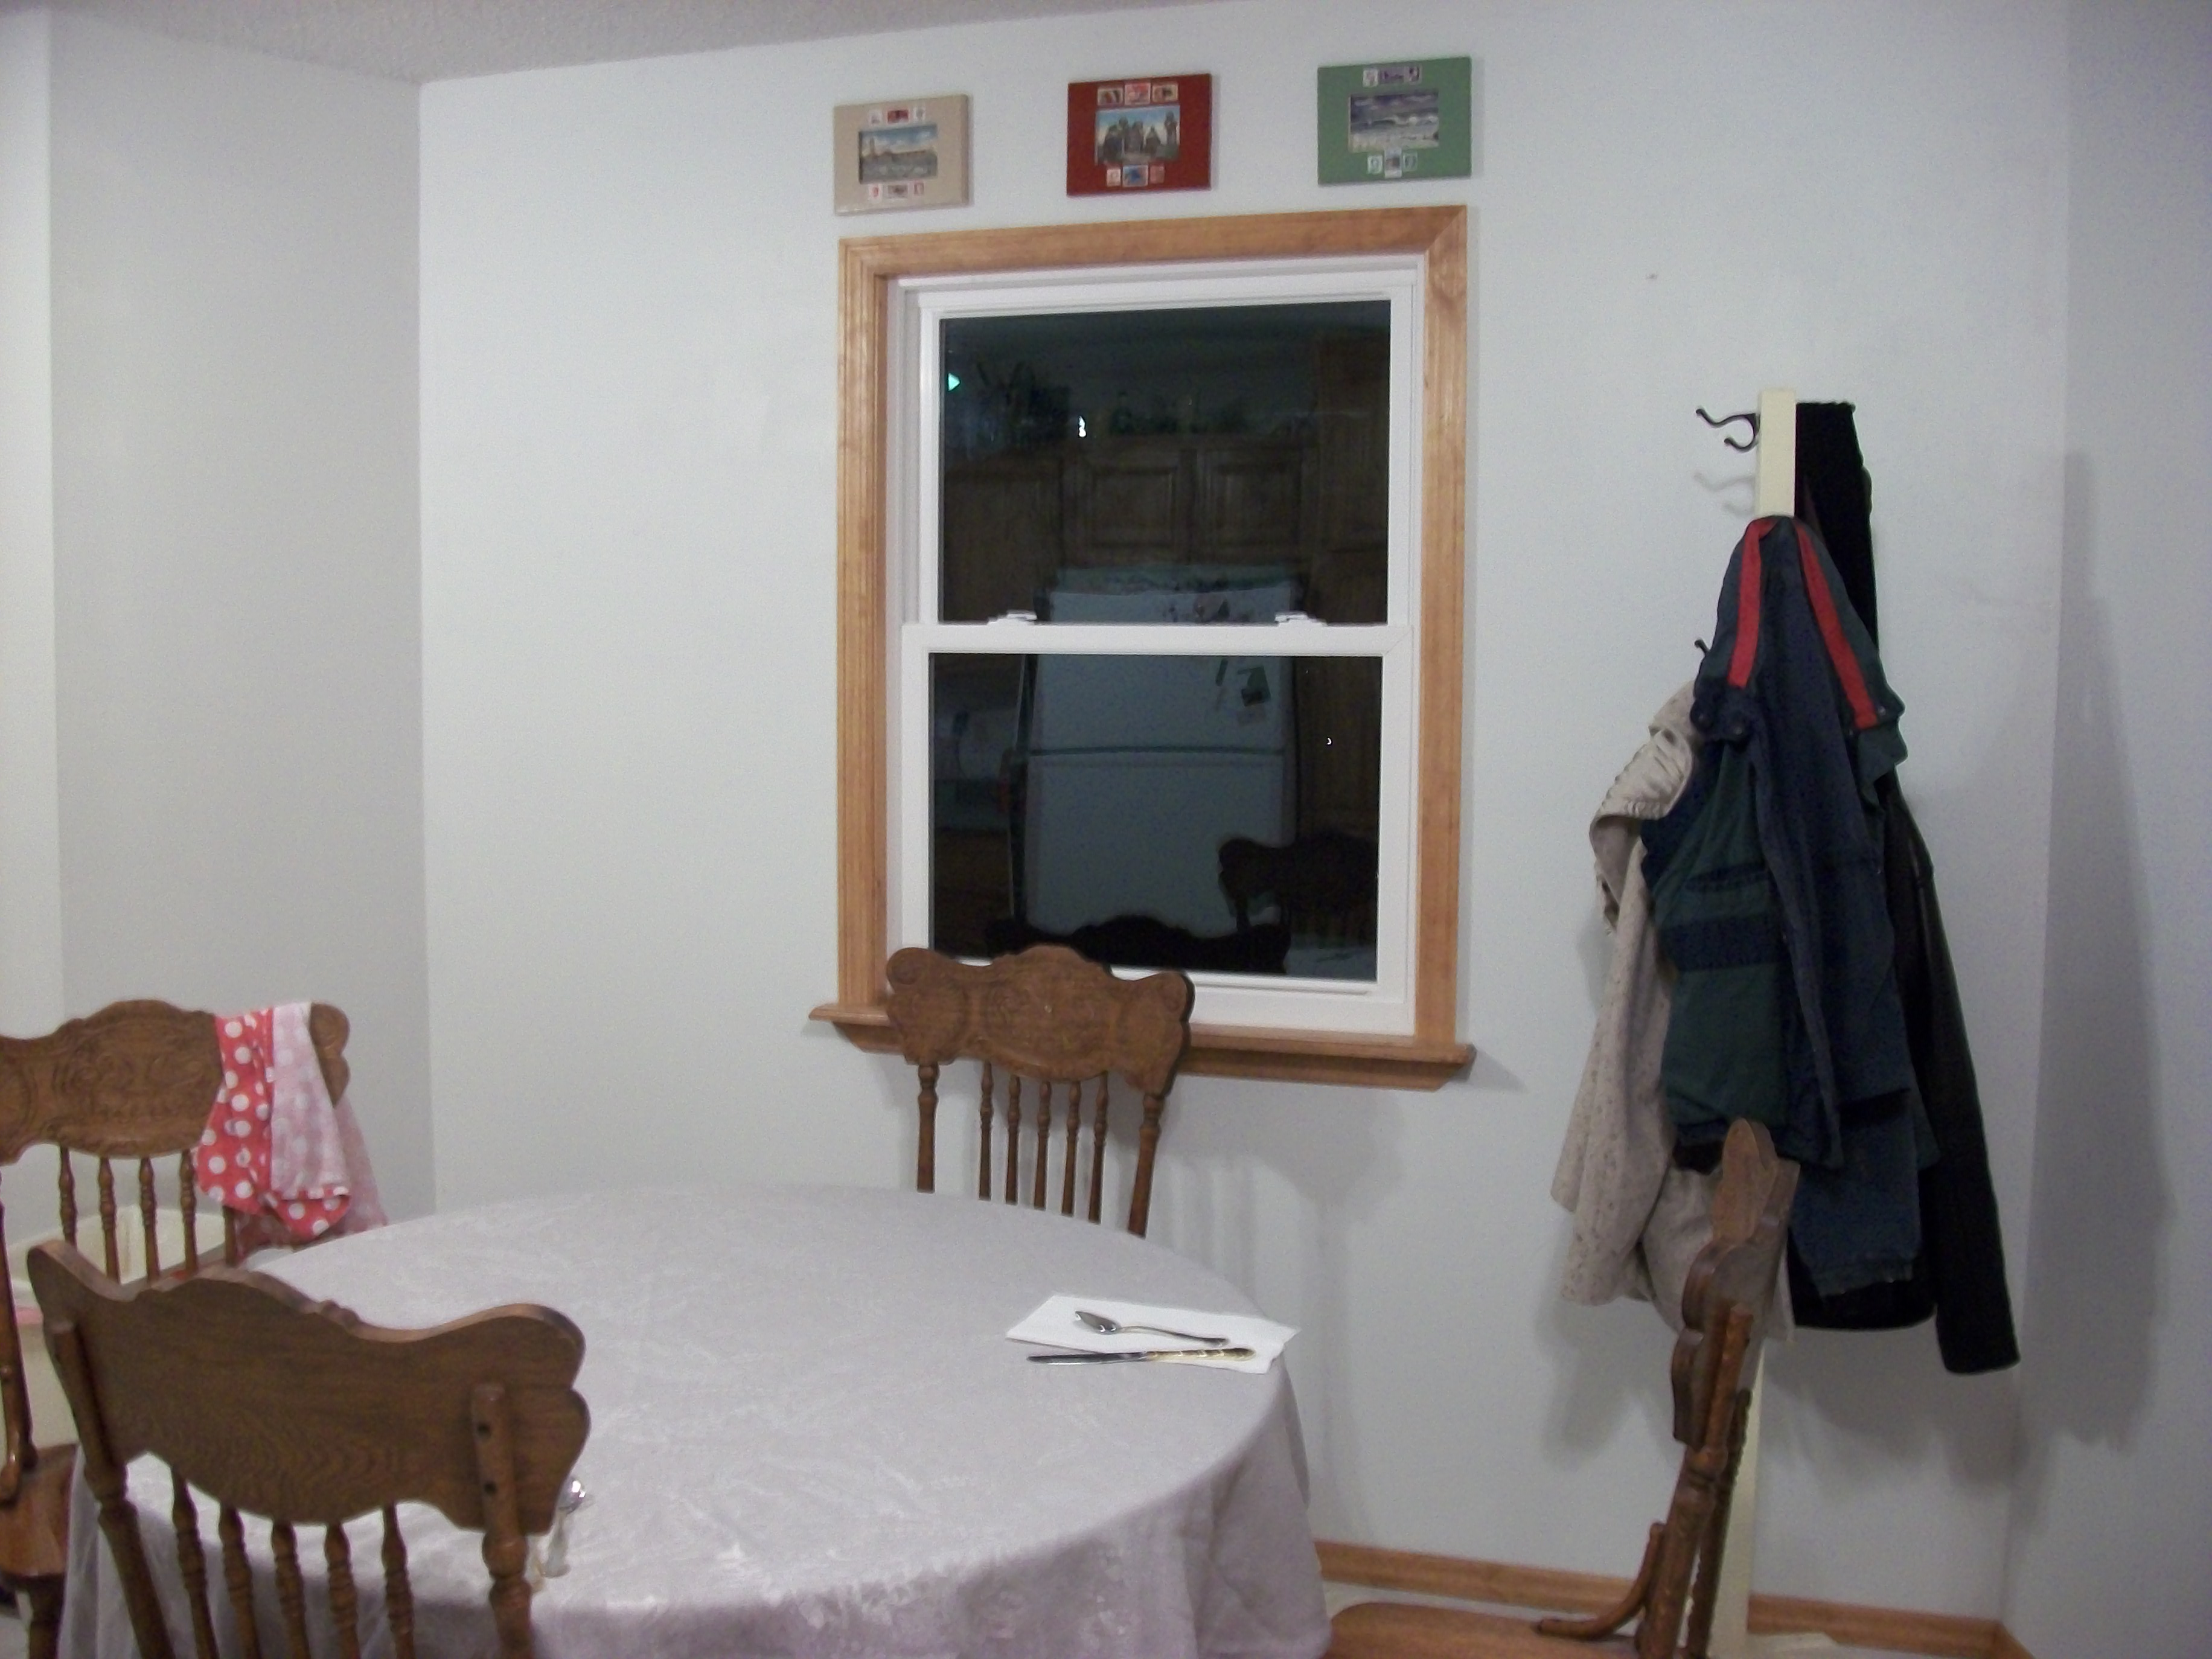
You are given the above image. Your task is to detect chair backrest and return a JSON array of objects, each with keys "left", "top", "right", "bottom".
[
  {"left": 30, "top": 1240, "right": 588, "bottom": 1659},
  {"left": 1533, "top": 1117, "right": 1797, "bottom": 1659},
  {"left": 1639, "top": 1120, "right": 1798, "bottom": 1659},
  {"left": 883, "top": 945, "right": 1193, "bottom": 1236},
  {"left": 0, "top": 1001, "right": 350, "bottom": 1503}
]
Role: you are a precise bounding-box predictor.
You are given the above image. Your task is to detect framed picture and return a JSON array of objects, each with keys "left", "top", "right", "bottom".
[
  {"left": 1316, "top": 57, "right": 1476, "bottom": 185},
  {"left": 1067, "top": 74, "right": 1212, "bottom": 196},
  {"left": 834, "top": 95, "right": 971, "bottom": 214}
]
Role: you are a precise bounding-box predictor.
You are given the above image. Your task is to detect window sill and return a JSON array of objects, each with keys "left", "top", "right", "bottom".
[{"left": 810, "top": 1001, "right": 1473, "bottom": 1091}]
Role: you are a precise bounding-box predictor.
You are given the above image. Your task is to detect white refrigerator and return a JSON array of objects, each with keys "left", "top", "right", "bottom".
[{"left": 1020, "top": 631, "right": 1293, "bottom": 938}]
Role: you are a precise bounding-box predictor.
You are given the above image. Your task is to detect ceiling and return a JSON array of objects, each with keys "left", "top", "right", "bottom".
[{"left": 3, "top": 0, "right": 1225, "bottom": 84}]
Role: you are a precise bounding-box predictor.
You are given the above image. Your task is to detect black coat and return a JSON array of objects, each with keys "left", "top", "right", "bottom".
[
  {"left": 1779, "top": 403, "right": 2019, "bottom": 1373},
  {"left": 1782, "top": 776, "right": 2021, "bottom": 1373}
]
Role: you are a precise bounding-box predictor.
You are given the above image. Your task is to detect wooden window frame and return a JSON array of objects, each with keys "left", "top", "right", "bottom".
[{"left": 810, "top": 207, "right": 1474, "bottom": 1090}]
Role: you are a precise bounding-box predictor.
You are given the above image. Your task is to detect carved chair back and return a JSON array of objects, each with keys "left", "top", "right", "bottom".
[
  {"left": 0, "top": 1000, "right": 350, "bottom": 1654},
  {"left": 883, "top": 946, "right": 1194, "bottom": 1237},
  {"left": 0, "top": 1003, "right": 351, "bottom": 1483},
  {"left": 30, "top": 1241, "right": 588, "bottom": 1659},
  {"left": 1538, "top": 1118, "right": 1800, "bottom": 1659}
]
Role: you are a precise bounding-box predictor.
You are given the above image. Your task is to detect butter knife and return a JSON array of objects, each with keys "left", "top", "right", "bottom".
[{"left": 1029, "top": 1347, "right": 1256, "bottom": 1364}]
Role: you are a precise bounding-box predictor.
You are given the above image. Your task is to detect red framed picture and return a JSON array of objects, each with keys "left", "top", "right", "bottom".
[{"left": 1066, "top": 74, "right": 1212, "bottom": 196}]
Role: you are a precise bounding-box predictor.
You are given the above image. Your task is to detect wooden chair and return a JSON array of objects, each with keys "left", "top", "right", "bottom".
[
  {"left": 1328, "top": 1120, "right": 1800, "bottom": 1659},
  {"left": 884, "top": 945, "right": 1194, "bottom": 1237},
  {"left": 30, "top": 1239, "right": 588, "bottom": 1659},
  {"left": 0, "top": 1000, "right": 350, "bottom": 1658}
]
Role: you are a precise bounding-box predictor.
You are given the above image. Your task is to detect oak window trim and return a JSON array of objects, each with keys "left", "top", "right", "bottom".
[{"left": 810, "top": 207, "right": 1474, "bottom": 1090}]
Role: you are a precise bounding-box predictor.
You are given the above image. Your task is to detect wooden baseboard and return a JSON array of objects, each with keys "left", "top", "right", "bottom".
[
  {"left": 1316, "top": 1541, "right": 1625, "bottom": 1618},
  {"left": 1314, "top": 1541, "right": 2033, "bottom": 1658},
  {"left": 1746, "top": 1591, "right": 1995, "bottom": 1657}
]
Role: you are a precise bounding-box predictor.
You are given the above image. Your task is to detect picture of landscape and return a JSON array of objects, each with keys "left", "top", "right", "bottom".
[
  {"left": 1094, "top": 104, "right": 1180, "bottom": 165},
  {"left": 834, "top": 93, "right": 968, "bottom": 212},
  {"left": 859, "top": 121, "right": 939, "bottom": 182},
  {"left": 1317, "top": 57, "right": 1473, "bottom": 185},
  {"left": 1347, "top": 89, "right": 1439, "bottom": 152}
]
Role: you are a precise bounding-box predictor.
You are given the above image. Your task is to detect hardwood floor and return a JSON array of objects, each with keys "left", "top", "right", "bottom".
[
  {"left": 1322, "top": 1582, "right": 1909, "bottom": 1658},
  {"left": 0, "top": 1576, "right": 1954, "bottom": 1657}
]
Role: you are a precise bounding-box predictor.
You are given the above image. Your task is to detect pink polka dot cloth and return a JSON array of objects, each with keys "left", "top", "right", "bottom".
[{"left": 193, "top": 1004, "right": 353, "bottom": 1241}]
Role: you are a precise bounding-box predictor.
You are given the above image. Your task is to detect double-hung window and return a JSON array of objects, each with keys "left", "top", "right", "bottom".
[{"left": 816, "top": 211, "right": 1471, "bottom": 1087}]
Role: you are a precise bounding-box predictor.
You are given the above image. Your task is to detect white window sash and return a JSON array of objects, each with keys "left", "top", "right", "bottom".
[{"left": 887, "top": 258, "right": 1427, "bottom": 1035}]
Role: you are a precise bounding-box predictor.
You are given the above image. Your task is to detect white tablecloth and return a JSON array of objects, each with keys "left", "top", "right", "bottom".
[{"left": 60, "top": 1186, "right": 1330, "bottom": 1659}]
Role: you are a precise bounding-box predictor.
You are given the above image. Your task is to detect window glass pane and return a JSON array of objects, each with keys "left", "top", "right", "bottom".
[
  {"left": 939, "top": 302, "right": 1390, "bottom": 625},
  {"left": 930, "top": 652, "right": 1382, "bottom": 979}
]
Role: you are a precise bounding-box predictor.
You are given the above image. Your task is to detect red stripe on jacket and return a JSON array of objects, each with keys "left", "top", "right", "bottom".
[
  {"left": 1794, "top": 522, "right": 1879, "bottom": 729},
  {"left": 1727, "top": 518, "right": 1766, "bottom": 687}
]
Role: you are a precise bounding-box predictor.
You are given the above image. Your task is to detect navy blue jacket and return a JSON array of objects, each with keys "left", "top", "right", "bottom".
[{"left": 1645, "top": 517, "right": 1923, "bottom": 1297}]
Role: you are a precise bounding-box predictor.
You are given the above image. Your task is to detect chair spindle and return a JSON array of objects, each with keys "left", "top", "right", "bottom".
[
  {"left": 1060, "top": 1084, "right": 1081, "bottom": 1216},
  {"left": 59, "top": 1152, "right": 77, "bottom": 1248},
  {"left": 1129, "top": 1093, "right": 1165, "bottom": 1238},
  {"left": 219, "top": 1503, "right": 264, "bottom": 1659},
  {"left": 1003, "top": 1076, "right": 1022, "bottom": 1205},
  {"left": 915, "top": 1061, "right": 939, "bottom": 1194},
  {"left": 139, "top": 1159, "right": 160, "bottom": 1278},
  {"left": 976, "top": 1063, "right": 996, "bottom": 1200},
  {"left": 179, "top": 1154, "right": 200, "bottom": 1273},
  {"left": 19, "top": 1584, "right": 60, "bottom": 1659},
  {"left": 97, "top": 1158, "right": 120, "bottom": 1279},
  {"left": 1088, "top": 1079, "right": 1110, "bottom": 1224},
  {"left": 0, "top": 1174, "right": 25, "bottom": 1498},
  {"left": 271, "top": 1520, "right": 313, "bottom": 1659},
  {"left": 1031, "top": 1081, "right": 1050, "bottom": 1210},
  {"left": 49, "top": 1322, "right": 170, "bottom": 1659},
  {"left": 326, "top": 1523, "right": 362, "bottom": 1659},
  {"left": 172, "top": 1472, "right": 220, "bottom": 1659},
  {"left": 381, "top": 1506, "right": 417, "bottom": 1659},
  {"left": 470, "top": 1382, "right": 534, "bottom": 1659}
]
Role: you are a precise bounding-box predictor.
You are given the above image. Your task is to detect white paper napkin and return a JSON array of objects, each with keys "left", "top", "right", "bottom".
[{"left": 1008, "top": 1293, "right": 1296, "bottom": 1374}]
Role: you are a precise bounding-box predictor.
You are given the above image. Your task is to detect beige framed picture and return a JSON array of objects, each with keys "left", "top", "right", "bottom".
[{"left": 834, "top": 95, "right": 971, "bottom": 214}]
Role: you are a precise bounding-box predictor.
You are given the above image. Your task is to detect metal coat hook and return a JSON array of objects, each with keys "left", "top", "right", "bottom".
[{"left": 1696, "top": 406, "right": 1759, "bottom": 450}]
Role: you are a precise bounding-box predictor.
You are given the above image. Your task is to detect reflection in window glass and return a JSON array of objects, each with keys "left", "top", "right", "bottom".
[
  {"left": 930, "top": 654, "right": 1382, "bottom": 979},
  {"left": 939, "top": 302, "right": 1390, "bottom": 625}
]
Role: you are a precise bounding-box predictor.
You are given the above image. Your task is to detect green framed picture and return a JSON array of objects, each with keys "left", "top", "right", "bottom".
[{"left": 1316, "top": 57, "right": 1475, "bottom": 185}]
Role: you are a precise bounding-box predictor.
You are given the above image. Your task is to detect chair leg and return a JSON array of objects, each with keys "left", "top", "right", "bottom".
[
  {"left": 1680, "top": 1389, "right": 1754, "bottom": 1659},
  {"left": 22, "top": 1576, "right": 62, "bottom": 1659},
  {"left": 1535, "top": 1522, "right": 1660, "bottom": 1641}
]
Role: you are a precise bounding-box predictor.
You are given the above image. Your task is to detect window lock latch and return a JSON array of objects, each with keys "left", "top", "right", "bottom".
[
  {"left": 988, "top": 610, "right": 1038, "bottom": 625},
  {"left": 1273, "top": 610, "right": 1320, "bottom": 626}
]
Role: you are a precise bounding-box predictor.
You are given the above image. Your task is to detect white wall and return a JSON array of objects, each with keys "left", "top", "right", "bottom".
[
  {"left": 43, "top": 16, "right": 435, "bottom": 1217},
  {"left": 421, "top": 0, "right": 2070, "bottom": 1617},
  {"left": 2001, "top": 4, "right": 2212, "bottom": 1656},
  {"left": 0, "top": 9, "right": 66, "bottom": 1041}
]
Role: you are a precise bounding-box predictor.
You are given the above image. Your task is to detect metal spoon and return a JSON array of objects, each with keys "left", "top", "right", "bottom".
[{"left": 1076, "top": 1309, "right": 1229, "bottom": 1345}]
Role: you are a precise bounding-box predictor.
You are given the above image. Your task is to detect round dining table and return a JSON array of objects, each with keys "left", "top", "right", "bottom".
[{"left": 58, "top": 1185, "right": 1331, "bottom": 1659}]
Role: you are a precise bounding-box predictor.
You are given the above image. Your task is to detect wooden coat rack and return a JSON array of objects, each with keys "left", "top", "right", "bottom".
[{"left": 1705, "top": 385, "right": 1834, "bottom": 1659}]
